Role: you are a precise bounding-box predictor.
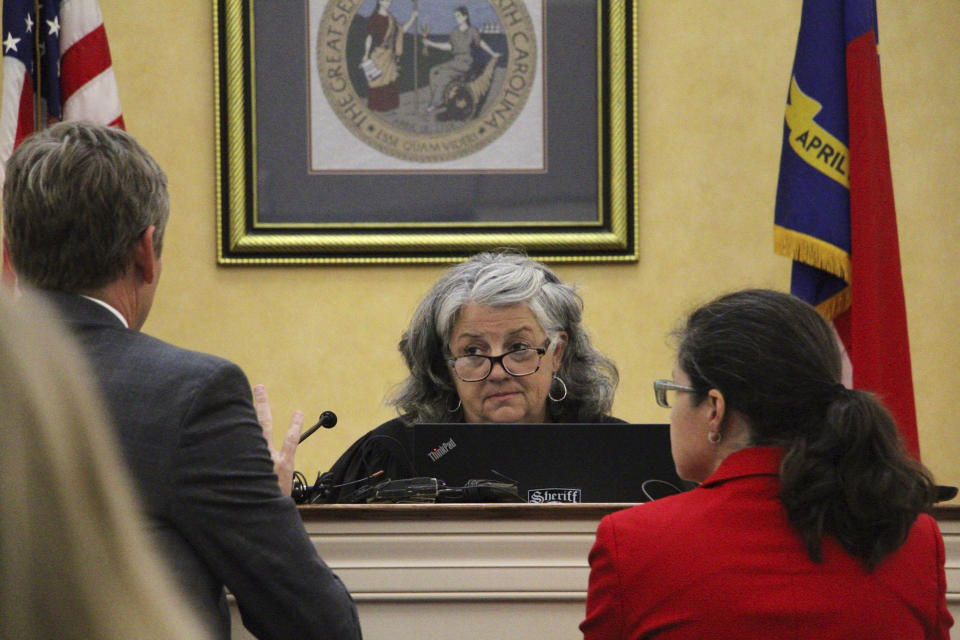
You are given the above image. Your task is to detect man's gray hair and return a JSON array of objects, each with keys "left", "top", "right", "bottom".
[
  {"left": 391, "top": 251, "right": 619, "bottom": 423},
  {"left": 3, "top": 121, "right": 169, "bottom": 292}
]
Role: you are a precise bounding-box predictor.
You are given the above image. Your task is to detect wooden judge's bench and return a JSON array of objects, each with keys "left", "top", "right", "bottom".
[{"left": 228, "top": 504, "right": 960, "bottom": 640}]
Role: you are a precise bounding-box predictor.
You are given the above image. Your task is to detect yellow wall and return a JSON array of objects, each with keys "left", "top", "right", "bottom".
[{"left": 76, "top": 1, "right": 960, "bottom": 500}]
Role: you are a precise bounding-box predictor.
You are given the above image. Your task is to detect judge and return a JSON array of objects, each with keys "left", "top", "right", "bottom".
[{"left": 324, "top": 251, "right": 620, "bottom": 499}]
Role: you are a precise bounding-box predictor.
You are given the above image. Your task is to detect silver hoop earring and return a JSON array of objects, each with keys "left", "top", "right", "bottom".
[
  {"left": 707, "top": 431, "right": 722, "bottom": 444},
  {"left": 447, "top": 397, "right": 462, "bottom": 413},
  {"left": 548, "top": 375, "right": 568, "bottom": 402}
]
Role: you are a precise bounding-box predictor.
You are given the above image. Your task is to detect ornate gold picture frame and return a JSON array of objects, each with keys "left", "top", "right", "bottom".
[{"left": 214, "top": 0, "right": 637, "bottom": 264}]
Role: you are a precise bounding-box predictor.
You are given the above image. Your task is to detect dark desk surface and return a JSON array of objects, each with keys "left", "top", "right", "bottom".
[{"left": 299, "top": 503, "right": 960, "bottom": 522}]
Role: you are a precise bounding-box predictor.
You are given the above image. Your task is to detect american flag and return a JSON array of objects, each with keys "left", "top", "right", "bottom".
[{"left": 1, "top": 0, "right": 123, "bottom": 180}]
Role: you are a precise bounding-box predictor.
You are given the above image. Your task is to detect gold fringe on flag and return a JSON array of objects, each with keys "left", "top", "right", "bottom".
[
  {"left": 814, "top": 286, "right": 851, "bottom": 322},
  {"left": 774, "top": 224, "right": 851, "bottom": 283}
]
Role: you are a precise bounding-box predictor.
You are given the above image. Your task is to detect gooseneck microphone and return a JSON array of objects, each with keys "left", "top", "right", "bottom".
[{"left": 298, "top": 410, "right": 337, "bottom": 443}]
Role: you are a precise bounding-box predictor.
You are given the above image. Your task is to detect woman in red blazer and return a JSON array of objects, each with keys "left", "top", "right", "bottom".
[{"left": 581, "top": 289, "right": 953, "bottom": 640}]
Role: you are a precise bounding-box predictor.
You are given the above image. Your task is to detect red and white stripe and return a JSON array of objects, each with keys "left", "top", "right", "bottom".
[
  {"left": 0, "top": 53, "right": 35, "bottom": 184},
  {"left": 59, "top": 0, "right": 123, "bottom": 127}
]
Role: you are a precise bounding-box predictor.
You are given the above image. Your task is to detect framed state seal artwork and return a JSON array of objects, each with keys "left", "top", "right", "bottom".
[{"left": 214, "top": 0, "right": 638, "bottom": 264}]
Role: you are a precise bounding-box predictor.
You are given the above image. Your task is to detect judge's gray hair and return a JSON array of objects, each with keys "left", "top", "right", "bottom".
[{"left": 391, "top": 251, "right": 618, "bottom": 423}]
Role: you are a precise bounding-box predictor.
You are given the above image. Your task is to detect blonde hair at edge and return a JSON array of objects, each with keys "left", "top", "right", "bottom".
[{"left": 0, "top": 291, "right": 209, "bottom": 639}]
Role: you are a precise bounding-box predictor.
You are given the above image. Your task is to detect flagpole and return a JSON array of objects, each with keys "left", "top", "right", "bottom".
[{"left": 33, "top": 0, "right": 42, "bottom": 132}]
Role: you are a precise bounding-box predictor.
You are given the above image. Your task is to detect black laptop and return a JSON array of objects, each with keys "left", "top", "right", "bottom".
[{"left": 411, "top": 423, "right": 688, "bottom": 503}]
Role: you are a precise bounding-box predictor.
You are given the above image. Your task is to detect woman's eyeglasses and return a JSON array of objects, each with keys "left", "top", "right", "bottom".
[
  {"left": 448, "top": 342, "right": 549, "bottom": 382},
  {"left": 653, "top": 379, "right": 696, "bottom": 408}
]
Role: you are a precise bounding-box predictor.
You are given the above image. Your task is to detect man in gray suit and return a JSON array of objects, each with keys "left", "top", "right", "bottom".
[{"left": 2, "top": 122, "right": 361, "bottom": 640}]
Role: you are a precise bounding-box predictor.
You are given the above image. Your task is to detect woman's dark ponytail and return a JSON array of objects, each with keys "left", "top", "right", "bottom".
[{"left": 779, "top": 388, "right": 936, "bottom": 569}]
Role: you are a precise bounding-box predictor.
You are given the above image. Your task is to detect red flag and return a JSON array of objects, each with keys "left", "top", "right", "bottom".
[{"left": 841, "top": 27, "right": 918, "bottom": 459}]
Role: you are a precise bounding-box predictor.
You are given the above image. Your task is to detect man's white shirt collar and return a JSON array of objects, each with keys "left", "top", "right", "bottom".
[{"left": 80, "top": 295, "right": 129, "bottom": 328}]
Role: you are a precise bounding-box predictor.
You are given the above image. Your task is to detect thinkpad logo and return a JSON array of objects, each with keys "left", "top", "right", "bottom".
[
  {"left": 528, "top": 488, "right": 582, "bottom": 504},
  {"left": 427, "top": 438, "right": 456, "bottom": 462}
]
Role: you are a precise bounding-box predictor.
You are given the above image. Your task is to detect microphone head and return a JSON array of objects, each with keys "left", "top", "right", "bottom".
[
  {"left": 298, "top": 410, "right": 338, "bottom": 443},
  {"left": 319, "top": 410, "right": 337, "bottom": 428}
]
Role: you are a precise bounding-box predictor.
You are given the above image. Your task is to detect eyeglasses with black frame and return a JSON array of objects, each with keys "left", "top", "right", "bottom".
[
  {"left": 448, "top": 341, "right": 550, "bottom": 382},
  {"left": 653, "top": 379, "right": 697, "bottom": 409}
]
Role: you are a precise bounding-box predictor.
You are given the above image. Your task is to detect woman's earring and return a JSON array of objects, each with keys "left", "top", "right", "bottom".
[
  {"left": 447, "top": 397, "right": 462, "bottom": 413},
  {"left": 548, "top": 374, "right": 568, "bottom": 402},
  {"left": 707, "top": 431, "right": 722, "bottom": 444}
]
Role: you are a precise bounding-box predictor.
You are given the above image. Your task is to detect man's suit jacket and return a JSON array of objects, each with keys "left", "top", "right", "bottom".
[
  {"left": 581, "top": 446, "right": 952, "bottom": 640},
  {"left": 47, "top": 292, "right": 361, "bottom": 640}
]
